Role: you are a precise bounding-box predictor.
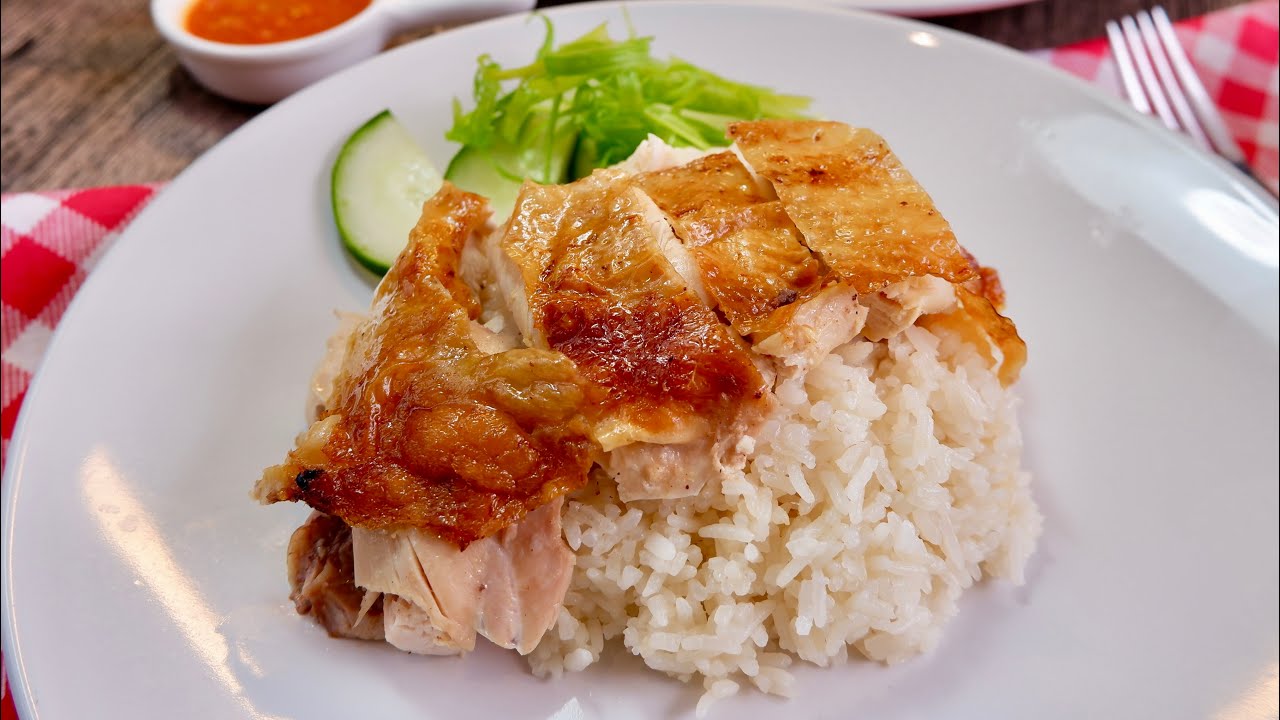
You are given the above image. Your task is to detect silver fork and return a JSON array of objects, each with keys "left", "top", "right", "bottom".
[{"left": 1106, "top": 6, "right": 1277, "bottom": 197}]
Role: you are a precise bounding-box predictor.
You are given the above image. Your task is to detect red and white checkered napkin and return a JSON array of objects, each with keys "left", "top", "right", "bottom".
[
  {"left": 0, "top": 186, "right": 158, "bottom": 466},
  {"left": 1031, "top": 0, "right": 1279, "bottom": 194},
  {"left": 0, "top": 185, "right": 160, "bottom": 720},
  {"left": 0, "top": 3, "right": 1276, "bottom": 717}
]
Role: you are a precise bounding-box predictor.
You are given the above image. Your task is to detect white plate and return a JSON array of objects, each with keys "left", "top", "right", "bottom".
[
  {"left": 4, "top": 3, "right": 1278, "bottom": 719},
  {"left": 835, "top": 0, "right": 1038, "bottom": 18}
]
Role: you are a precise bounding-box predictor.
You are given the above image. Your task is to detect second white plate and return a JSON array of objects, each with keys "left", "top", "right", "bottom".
[{"left": 838, "top": 0, "right": 1039, "bottom": 17}]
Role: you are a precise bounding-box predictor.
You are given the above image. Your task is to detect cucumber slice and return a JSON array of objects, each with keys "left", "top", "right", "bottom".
[
  {"left": 444, "top": 146, "right": 523, "bottom": 224},
  {"left": 444, "top": 106, "right": 578, "bottom": 220},
  {"left": 331, "top": 110, "right": 441, "bottom": 274}
]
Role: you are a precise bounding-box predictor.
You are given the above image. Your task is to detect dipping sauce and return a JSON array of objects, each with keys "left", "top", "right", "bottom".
[{"left": 185, "top": 0, "right": 372, "bottom": 45}]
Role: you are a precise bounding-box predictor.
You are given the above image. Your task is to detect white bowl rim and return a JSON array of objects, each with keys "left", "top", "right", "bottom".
[{"left": 150, "top": 0, "right": 387, "bottom": 61}]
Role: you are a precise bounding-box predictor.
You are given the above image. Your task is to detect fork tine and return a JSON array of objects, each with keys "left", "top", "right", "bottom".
[
  {"left": 1150, "top": 6, "right": 1248, "bottom": 163},
  {"left": 1136, "top": 10, "right": 1212, "bottom": 150},
  {"left": 1107, "top": 20, "right": 1151, "bottom": 115},
  {"left": 1119, "top": 15, "right": 1179, "bottom": 131}
]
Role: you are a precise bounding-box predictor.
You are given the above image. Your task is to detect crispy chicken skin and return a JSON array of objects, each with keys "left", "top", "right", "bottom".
[
  {"left": 255, "top": 183, "right": 597, "bottom": 547},
  {"left": 632, "top": 152, "right": 824, "bottom": 336},
  {"left": 261, "top": 121, "right": 1029, "bottom": 666},
  {"left": 722, "top": 120, "right": 1024, "bottom": 377},
  {"left": 962, "top": 252, "right": 1008, "bottom": 311},
  {"left": 728, "top": 120, "right": 977, "bottom": 294},
  {"left": 921, "top": 286, "right": 1026, "bottom": 385},
  {"left": 626, "top": 126, "right": 1020, "bottom": 380},
  {"left": 501, "top": 172, "right": 769, "bottom": 453},
  {"left": 403, "top": 184, "right": 488, "bottom": 319}
]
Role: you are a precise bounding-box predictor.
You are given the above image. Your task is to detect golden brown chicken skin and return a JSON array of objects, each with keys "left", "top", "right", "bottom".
[
  {"left": 632, "top": 152, "right": 824, "bottom": 337},
  {"left": 921, "top": 286, "right": 1027, "bottom": 386},
  {"left": 255, "top": 183, "right": 597, "bottom": 547},
  {"left": 502, "top": 172, "right": 768, "bottom": 451},
  {"left": 402, "top": 184, "right": 487, "bottom": 319},
  {"left": 728, "top": 120, "right": 977, "bottom": 294}
]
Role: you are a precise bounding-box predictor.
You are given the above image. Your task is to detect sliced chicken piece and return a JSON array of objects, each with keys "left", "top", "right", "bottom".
[
  {"left": 255, "top": 183, "right": 597, "bottom": 547},
  {"left": 352, "top": 498, "right": 574, "bottom": 655},
  {"left": 728, "top": 120, "right": 977, "bottom": 294},
  {"left": 288, "top": 511, "right": 384, "bottom": 641},
  {"left": 501, "top": 171, "right": 769, "bottom": 454},
  {"left": 309, "top": 308, "right": 519, "bottom": 424},
  {"left": 469, "top": 321, "right": 520, "bottom": 355},
  {"left": 382, "top": 595, "right": 461, "bottom": 655},
  {"left": 458, "top": 221, "right": 525, "bottom": 346},
  {"left": 920, "top": 286, "right": 1027, "bottom": 385},
  {"left": 754, "top": 283, "right": 868, "bottom": 370},
  {"left": 481, "top": 222, "right": 539, "bottom": 346},
  {"left": 601, "top": 437, "right": 723, "bottom": 502},
  {"left": 351, "top": 523, "right": 473, "bottom": 654},
  {"left": 633, "top": 152, "right": 824, "bottom": 337},
  {"left": 860, "top": 275, "right": 958, "bottom": 342},
  {"left": 637, "top": 190, "right": 711, "bottom": 306},
  {"left": 403, "top": 184, "right": 489, "bottom": 319}
]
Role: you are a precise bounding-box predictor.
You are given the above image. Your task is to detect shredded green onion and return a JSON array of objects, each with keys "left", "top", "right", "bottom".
[{"left": 447, "top": 18, "right": 811, "bottom": 182}]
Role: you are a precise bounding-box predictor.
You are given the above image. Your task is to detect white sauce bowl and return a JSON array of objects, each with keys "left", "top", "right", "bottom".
[{"left": 151, "top": 0, "right": 535, "bottom": 104}]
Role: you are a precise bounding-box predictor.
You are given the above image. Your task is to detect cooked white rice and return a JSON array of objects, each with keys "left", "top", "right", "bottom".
[{"left": 528, "top": 323, "right": 1041, "bottom": 712}]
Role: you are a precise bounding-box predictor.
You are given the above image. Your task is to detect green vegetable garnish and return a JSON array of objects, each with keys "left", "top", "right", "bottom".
[{"left": 443, "top": 18, "right": 810, "bottom": 211}]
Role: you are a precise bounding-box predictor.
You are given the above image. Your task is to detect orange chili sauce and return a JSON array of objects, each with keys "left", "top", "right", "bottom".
[{"left": 185, "top": 0, "right": 372, "bottom": 45}]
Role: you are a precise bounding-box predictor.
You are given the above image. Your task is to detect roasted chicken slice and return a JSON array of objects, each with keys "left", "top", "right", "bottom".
[
  {"left": 859, "top": 275, "right": 957, "bottom": 342},
  {"left": 262, "top": 119, "right": 1030, "bottom": 675},
  {"left": 255, "top": 183, "right": 597, "bottom": 547},
  {"left": 404, "top": 184, "right": 488, "bottom": 319},
  {"left": 753, "top": 283, "right": 867, "bottom": 369},
  {"left": 920, "top": 285, "right": 1027, "bottom": 386},
  {"left": 632, "top": 152, "right": 824, "bottom": 337},
  {"left": 599, "top": 437, "right": 727, "bottom": 501},
  {"left": 963, "top": 253, "right": 1009, "bottom": 311},
  {"left": 728, "top": 120, "right": 977, "bottom": 294},
  {"left": 351, "top": 498, "right": 574, "bottom": 656},
  {"left": 501, "top": 171, "right": 769, "bottom": 454}
]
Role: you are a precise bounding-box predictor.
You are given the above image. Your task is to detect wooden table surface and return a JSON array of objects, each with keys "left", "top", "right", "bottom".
[{"left": 0, "top": 0, "right": 1246, "bottom": 192}]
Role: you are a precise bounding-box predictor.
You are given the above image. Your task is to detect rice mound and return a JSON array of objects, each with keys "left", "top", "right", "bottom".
[{"left": 528, "top": 323, "right": 1041, "bottom": 712}]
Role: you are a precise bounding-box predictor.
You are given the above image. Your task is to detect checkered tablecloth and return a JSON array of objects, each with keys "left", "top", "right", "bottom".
[
  {"left": 1032, "top": 0, "right": 1279, "bottom": 194},
  {"left": 1, "top": 186, "right": 158, "bottom": 466},
  {"left": 0, "top": 2, "right": 1276, "bottom": 717}
]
